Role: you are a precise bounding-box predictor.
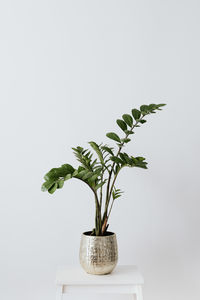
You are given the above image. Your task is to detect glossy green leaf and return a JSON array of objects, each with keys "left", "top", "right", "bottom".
[
  {"left": 101, "top": 146, "right": 114, "bottom": 156},
  {"left": 121, "top": 138, "right": 131, "bottom": 143},
  {"left": 72, "top": 170, "right": 78, "bottom": 177},
  {"left": 131, "top": 156, "right": 148, "bottom": 169},
  {"left": 94, "top": 181, "right": 106, "bottom": 190},
  {"left": 112, "top": 187, "right": 123, "bottom": 200},
  {"left": 131, "top": 109, "right": 141, "bottom": 120},
  {"left": 64, "top": 173, "right": 72, "bottom": 180},
  {"left": 89, "top": 141, "right": 104, "bottom": 164},
  {"left": 88, "top": 173, "right": 99, "bottom": 182},
  {"left": 139, "top": 119, "right": 147, "bottom": 124},
  {"left": 76, "top": 170, "right": 88, "bottom": 178},
  {"left": 48, "top": 183, "right": 58, "bottom": 194},
  {"left": 119, "top": 153, "right": 132, "bottom": 164},
  {"left": 41, "top": 180, "right": 55, "bottom": 192},
  {"left": 57, "top": 179, "right": 64, "bottom": 189},
  {"left": 106, "top": 132, "right": 121, "bottom": 143},
  {"left": 82, "top": 171, "right": 94, "bottom": 180},
  {"left": 148, "top": 104, "right": 157, "bottom": 111},
  {"left": 140, "top": 105, "right": 149, "bottom": 114},
  {"left": 72, "top": 146, "right": 95, "bottom": 171},
  {"left": 77, "top": 166, "right": 85, "bottom": 172},
  {"left": 122, "top": 114, "right": 133, "bottom": 127},
  {"left": 110, "top": 156, "right": 124, "bottom": 164},
  {"left": 44, "top": 168, "right": 58, "bottom": 181},
  {"left": 44, "top": 164, "right": 74, "bottom": 181},
  {"left": 135, "top": 156, "right": 146, "bottom": 161},
  {"left": 61, "top": 164, "right": 74, "bottom": 173},
  {"left": 124, "top": 130, "right": 134, "bottom": 135},
  {"left": 116, "top": 119, "right": 127, "bottom": 131},
  {"left": 157, "top": 103, "right": 166, "bottom": 107}
]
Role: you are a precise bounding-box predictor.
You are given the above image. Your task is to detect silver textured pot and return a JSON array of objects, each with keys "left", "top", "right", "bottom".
[{"left": 79, "top": 231, "right": 118, "bottom": 275}]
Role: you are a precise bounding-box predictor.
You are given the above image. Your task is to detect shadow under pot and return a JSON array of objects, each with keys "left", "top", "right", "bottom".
[{"left": 79, "top": 231, "right": 118, "bottom": 275}]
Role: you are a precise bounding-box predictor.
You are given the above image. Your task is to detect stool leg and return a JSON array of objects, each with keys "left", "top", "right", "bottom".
[
  {"left": 135, "top": 285, "right": 143, "bottom": 300},
  {"left": 56, "top": 285, "right": 63, "bottom": 300}
]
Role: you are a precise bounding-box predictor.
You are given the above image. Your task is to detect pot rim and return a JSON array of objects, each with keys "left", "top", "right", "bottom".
[{"left": 82, "top": 231, "right": 116, "bottom": 237}]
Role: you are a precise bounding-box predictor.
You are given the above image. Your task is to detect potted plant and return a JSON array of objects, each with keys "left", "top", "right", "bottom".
[{"left": 41, "top": 103, "right": 166, "bottom": 275}]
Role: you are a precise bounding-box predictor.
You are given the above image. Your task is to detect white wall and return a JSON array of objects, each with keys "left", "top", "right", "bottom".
[{"left": 1, "top": 0, "right": 200, "bottom": 299}]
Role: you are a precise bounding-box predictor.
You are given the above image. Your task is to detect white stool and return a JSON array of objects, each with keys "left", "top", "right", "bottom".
[{"left": 56, "top": 265, "right": 144, "bottom": 300}]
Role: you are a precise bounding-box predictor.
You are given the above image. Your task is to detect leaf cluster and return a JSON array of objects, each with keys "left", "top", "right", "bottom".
[
  {"left": 112, "top": 187, "right": 123, "bottom": 200},
  {"left": 41, "top": 102, "right": 166, "bottom": 236},
  {"left": 106, "top": 103, "right": 165, "bottom": 146},
  {"left": 42, "top": 146, "right": 108, "bottom": 194},
  {"left": 41, "top": 164, "right": 74, "bottom": 194},
  {"left": 111, "top": 154, "right": 147, "bottom": 174}
]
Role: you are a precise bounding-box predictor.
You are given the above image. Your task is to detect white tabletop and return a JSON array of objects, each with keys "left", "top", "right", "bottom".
[{"left": 56, "top": 265, "right": 144, "bottom": 286}]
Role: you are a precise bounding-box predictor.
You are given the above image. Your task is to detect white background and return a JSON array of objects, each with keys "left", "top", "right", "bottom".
[{"left": 0, "top": 0, "right": 200, "bottom": 299}]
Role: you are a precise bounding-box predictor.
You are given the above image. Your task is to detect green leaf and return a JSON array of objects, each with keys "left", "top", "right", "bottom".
[
  {"left": 61, "top": 164, "right": 74, "bottom": 174},
  {"left": 88, "top": 141, "right": 104, "bottom": 164},
  {"left": 119, "top": 153, "right": 126, "bottom": 162},
  {"left": 119, "top": 153, "right": 132, "bottom": 164},
  {"left": 78, "top": 166, "right": 85, "bottom": 172},
  {"left": 82, "top": 171, "right": 94, "bottom": 180},
  {"left": 112, "top": 187, "right": 123, "bottom": 200},
  {"left": 122, "top": 114, "right": 133, "bottom": 127},
  {"left": 72, "top": 146, "right": 83, "bottom": 153},
  {"left": 41, "top": 180, "right": 55, "bottom": 192},
  {"left": 88, "top": 173, "right": 99, "bottom": 182},
  {"left": 73, "top": 170, "right": 78, "bottom": 177},
  {"left": 57, "top": 179, "right": 64, "bottom": 189},
  {"left": 157, "top": 103, "right": 166, "bottom": 107},
  {"left": 148, "top": 104, "right": 157, "bottom": 111},
  {"left": 48, "top": 183, "right": 58, "bottom": 194},
  {"left": 124, "top": 130, "right": 134, "bottom": 135},
  {"left": 139, "top": 119, "right": 147, "bottom": 124},
  {"left": 64, "top": 173, "right": 72, "bottom": 181},
  {"left": 101, "top": 146, "right": 114, "bottom": 156},
  {"left": 44, "top": 164, "right": 74, "bottom": 181},
  {"left": 118, "top": 154, "right": 148, "bottom": 169},
  {"left": 140, "top": 105, "right": 149, "bottom": 114},
  {"left": 44, "top": 168, "right": 58, "bottom": 181},
  {"left": 131, "top": 109, "right": 141, "bottom": 120},
  {"left": 116, "top": 119, "right": 127, "bottom": 131},
  {"left": 121, "top": 138, "right": 131, "bottom": 143},
  {"left": 76, "top": 170, "right": 88, "bottom": 178},
  {"left": 106, "top": 132, "right": 121, "bottom": 143},
  {"left": 72, "top": 146, "right": 95, "bottom": 171},
  {"left": 93, "top": 166, "right": 103, "bottom": 173},
  {"left": 110, "top": 156, "right": 124, "bottom": 164},
  {"left": 131, "top": 156, "right": 148, "bottom": 169},
  {"left": 94, "top": 181, "right": 106, "bottom": 190},
  {"left": 91, "top": 159, "right": 98, "bottom": 168},
  {"left": 148, "top": 103, "right": 166, "bottom": 112},
  {"left": 135, "top": 156, "right": 146, "bottom": 161}
]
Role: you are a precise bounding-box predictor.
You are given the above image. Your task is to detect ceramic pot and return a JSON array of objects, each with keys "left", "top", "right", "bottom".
[{"left": 79, "top": 231, "right": 118, "bottom": 275}]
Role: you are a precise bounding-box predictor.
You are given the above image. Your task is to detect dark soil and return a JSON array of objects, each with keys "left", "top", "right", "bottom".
[{"left": 83, "top": 231, "right": 115, "bottom": 237}]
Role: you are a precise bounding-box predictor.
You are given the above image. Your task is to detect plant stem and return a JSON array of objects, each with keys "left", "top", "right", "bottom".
[
  {"left": 107, "top": 197, "right": 114, "bottom": 219},
  {"left": 103, "top": 116, "right": 144, "bottom": 225},
  {"left": 73, "top": 176, "right": 97, "bottom": 196},
  {"left": 74, "top": 176, "right": 101, "bottom": 236},
  {"left": 99, "top": 170, "right": 104, "bottom": 211},
  {"left": 94, "top": 191, "right": 101, "bottom": 235},
  {"left": 108, "top": 171, "right": 119, "bottom": 204}
]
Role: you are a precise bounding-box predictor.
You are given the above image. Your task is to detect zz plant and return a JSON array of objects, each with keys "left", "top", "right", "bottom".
[{"left": 42, "top": 103, "right": 165, "bottom": 236}]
